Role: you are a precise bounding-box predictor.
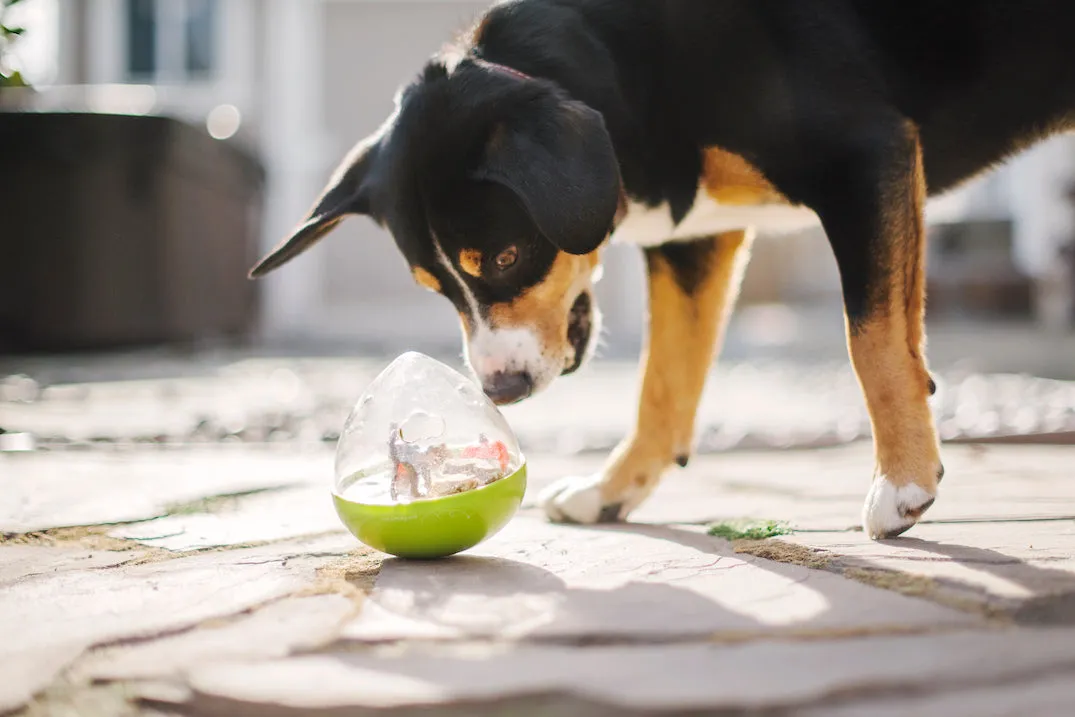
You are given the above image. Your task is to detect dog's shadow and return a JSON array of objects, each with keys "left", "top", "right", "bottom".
[
  {"left": 365, "top": 520, "right": 1016, "bottom": 641},
  {"left": 619, "top": 521, "right": 1075, "bottom": 625},
  {"left": 876, "top": 535, "right": 1075, "bottom": 624},
  {"left": 548, "top": 522, "right": 1075, "bottom": 627}
]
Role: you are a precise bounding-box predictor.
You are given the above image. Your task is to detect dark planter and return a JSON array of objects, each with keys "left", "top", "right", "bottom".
[{"left": 0, "top": 112, "right": 265, "bottom": 352}]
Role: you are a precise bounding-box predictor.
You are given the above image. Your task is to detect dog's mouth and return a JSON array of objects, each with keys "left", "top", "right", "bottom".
[{"left": 563, "top": 291, "right": 593, "bottom": 376}]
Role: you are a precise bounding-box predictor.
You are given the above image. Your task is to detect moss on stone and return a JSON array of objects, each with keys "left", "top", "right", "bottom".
[{"left": 708, "top": 519, "right": 793, "bottom": 542}]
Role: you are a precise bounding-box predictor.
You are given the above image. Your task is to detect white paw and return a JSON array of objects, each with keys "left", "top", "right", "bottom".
[
  {"left": 862, "top": 478, "right": 936, "bottom": 540},
  {"left": 539, "top": 474, "right": 610, "bottom": 524}
]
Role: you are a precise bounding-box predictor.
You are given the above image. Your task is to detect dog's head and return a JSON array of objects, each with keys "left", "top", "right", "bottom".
[{"left": 249, "top": 59, "right": 622, "bottom": 405}]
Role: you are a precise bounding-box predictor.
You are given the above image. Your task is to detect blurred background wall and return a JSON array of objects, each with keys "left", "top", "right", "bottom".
[{"left": 3, "top": 0, "right": 1074, "bottom": 359}]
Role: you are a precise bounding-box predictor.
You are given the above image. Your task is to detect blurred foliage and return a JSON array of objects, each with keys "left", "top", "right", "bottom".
[{"left": 1, "top": 0, "right": 29, "bottom": 88}]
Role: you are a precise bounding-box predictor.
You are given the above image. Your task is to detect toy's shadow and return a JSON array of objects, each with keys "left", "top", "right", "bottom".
[{"left": 374, "top": 552, "right": 759, "bottom": 639}]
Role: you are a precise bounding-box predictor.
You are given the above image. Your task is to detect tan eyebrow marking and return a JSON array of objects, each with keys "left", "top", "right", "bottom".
[
  {"left": 413, "top": 267, "right": 441, "bottom": 292},
  {"left": 459, "top": 249, "right": 483, "bottom": 278}
]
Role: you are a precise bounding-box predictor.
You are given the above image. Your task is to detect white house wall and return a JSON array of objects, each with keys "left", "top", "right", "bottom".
[{"left": 1007, "top": 134, "right": 1075, "bottom": 278}]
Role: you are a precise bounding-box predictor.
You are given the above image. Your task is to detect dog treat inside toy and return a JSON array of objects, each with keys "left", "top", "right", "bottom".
[{"left": 386, "top": 413, "right": 512, "bottom": 502}]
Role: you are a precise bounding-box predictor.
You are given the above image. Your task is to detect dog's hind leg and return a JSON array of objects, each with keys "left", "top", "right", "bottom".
[
  {"left": 812, "top": 119, "right": 942, "bottom": 540},
  {"left": 541, "top": 230, "right": 752, "bottom": 523}
]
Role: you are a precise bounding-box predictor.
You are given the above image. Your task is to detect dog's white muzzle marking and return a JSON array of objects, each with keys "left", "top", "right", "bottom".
[{"left": 466, "top": 327, "right": 544, "bottom": 377}]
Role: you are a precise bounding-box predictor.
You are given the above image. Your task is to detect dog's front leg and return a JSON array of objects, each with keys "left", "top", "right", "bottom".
[{"left": 541, "top": 230, "right": 752, "bottom": 523}]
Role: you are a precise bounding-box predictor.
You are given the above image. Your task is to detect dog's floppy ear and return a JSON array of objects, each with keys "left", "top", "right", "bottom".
[
  {"left": 472, "top": 99, "right": 621, "bottom": 255},
  {"left": 248, "top": 137, "right": 381, "bottom": 279}
]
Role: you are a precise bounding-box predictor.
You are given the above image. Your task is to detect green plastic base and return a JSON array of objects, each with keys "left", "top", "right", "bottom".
[{"left": 332, "top": 463, "right": 527, "bottom": 559}]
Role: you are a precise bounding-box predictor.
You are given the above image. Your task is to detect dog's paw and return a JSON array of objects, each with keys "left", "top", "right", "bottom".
[
  {"left": 862, "top": 477, "right": 937, "bottom": 540},
  {"left": 540, "top": 474, "right": 623, "bottom": 524}
]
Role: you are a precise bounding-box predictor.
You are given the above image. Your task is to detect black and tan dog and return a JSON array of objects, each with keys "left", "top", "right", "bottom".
[{"left": 250, "top": 0, "right": 1075, "bottom": 539}]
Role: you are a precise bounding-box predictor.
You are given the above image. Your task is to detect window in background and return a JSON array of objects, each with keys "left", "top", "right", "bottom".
[
  {"left": 185, "top": 0, "right": 215, "bottom": 76},
  {"left": 126, "top": 0, "right": 155, "bottom": 77},
  {"left": 125, "top": 0, "right": 216, "bottom": 83}
]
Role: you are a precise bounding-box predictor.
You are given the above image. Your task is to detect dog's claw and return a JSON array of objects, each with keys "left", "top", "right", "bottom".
[{"left": 598, "top": 502, "right": 625, "bottom": 523}]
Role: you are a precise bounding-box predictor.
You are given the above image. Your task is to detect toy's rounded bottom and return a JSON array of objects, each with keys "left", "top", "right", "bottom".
[{"left": 332, "top": 464, "right": 527, "bottom": 559}]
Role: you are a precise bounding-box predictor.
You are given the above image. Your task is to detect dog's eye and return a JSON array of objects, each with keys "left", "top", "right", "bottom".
[{"left": 495, "top": 246, "right": 519, "bottom": 271}]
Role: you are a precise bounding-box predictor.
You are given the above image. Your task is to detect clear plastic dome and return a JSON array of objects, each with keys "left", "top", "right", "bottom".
[{"left": 333, "top": 352, "right": 523, "bottom": 505}]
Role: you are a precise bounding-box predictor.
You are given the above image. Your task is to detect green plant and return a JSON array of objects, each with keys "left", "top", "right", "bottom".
[
  {"left": 0, "top": 0, "right": 29, "bottom": 88},
  {"left": 707, "top": 519, "right": 793, "bottom": 541}
]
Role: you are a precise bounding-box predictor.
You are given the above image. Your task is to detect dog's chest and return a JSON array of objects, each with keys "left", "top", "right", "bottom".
[
  {"left": 611, "top": 147, "right": 821, "bottom": 247},
  {"left": 611, "top": 191, "right": 821, "bottom": 247}
]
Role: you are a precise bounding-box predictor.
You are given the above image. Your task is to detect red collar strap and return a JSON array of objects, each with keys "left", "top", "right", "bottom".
[{"left": 472, "top": 57, "right": 532, "bottom": 82}]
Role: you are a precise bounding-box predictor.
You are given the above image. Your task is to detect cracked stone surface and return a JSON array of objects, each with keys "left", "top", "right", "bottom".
[
  {"left": 108, "top": 485, "right": 341, "bottom": 551},
  {"left": 4, "top": 354, "right": 1075, "bottom": 716},
  {"left": 72, "top": 594, "right": 356, "bottom": 683},
  {"left": 0, "top": 546, "right": 141, "bottom": 580},
  {"left": 0, "top": 534, "right": 359, "bottom": 714},
  {"left": 183, "top": 628, "right": 1075, "bottom": 715}
]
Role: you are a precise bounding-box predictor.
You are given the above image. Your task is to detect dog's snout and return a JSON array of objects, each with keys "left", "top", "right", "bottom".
[{"left": 483, "top": 371, "right": 534, "bottom": 406}]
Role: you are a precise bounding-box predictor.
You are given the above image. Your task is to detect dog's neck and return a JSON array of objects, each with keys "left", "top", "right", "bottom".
[
  {"left": 467, "top": 1, "right": 656, "bottom": 116},
  {"left": 468, "top": 0, "right": 685, "bottom": 214}
]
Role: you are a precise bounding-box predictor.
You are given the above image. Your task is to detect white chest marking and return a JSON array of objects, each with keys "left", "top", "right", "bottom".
[{"left": 611, "top": 186, "right": 821, "bottom": 247}]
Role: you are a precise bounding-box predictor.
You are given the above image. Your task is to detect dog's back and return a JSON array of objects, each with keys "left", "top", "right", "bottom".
[
  {"left": 850, "top": 0, "right": 1075, "bottom": 190},
  {"left": 647, "top": 0, "right": 1075, "bottom": 194}
]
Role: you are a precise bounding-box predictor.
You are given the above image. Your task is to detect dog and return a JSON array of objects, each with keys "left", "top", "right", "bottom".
[{"left": 249, "top": 0, "right": 1075, "bottom": 539}]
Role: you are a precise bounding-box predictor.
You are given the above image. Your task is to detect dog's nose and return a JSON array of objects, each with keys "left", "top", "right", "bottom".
[{"left": 483, "top": 371, "right": 533, "bottom": 405}]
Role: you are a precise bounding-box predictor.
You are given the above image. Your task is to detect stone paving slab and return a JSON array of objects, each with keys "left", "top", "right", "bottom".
[
  {"left": 797, "top": 671, "right": 1075, "bottom": 717},
  {"left": 0, "top": 448, "right": 330, "bottom": 533},
  {"left": 637, "top": 444, "right": 1075, "bottom": 528},
  {"left": 182, "top": 628, "right": 1075, "bottom": 715},
  {"left": 1, "top": 644, "right": 89, "bottom": 715},
  {"left": 109, "top": 485, "right": 343, "bottom": 551},
  {"left": 526, "top": 444, "right": 1075, "bottom": 530},
  {"left": 344, "top": 517, "right": 977, "bottom": 644},
  {"left": 0, "top": 546, "right": 139, "bottom": 582},
  {"left": 73, "top": 594, "right": 356, "bottom": 683}
]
